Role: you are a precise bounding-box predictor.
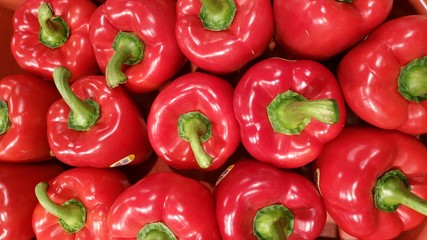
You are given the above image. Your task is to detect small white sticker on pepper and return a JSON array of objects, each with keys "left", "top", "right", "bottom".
[
  {"left": 215, "top": 164, "right": 234, "bottom": 186},
  {"left": 110, "top": 154, "right": 135, "bottom": 167},
  {"left": 314, "top": 168, "right": 322, "bottom": 196}
]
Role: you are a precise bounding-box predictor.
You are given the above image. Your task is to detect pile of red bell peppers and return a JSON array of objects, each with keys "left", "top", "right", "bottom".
[{"left": 1, "top": 0, "right": 427, "bottom": 239}]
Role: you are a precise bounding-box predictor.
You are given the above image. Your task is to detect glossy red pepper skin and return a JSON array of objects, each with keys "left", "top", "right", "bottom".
[
  {"left": 316, "top": 126, "right": 427, "bottom": 239},
  {"left": 273, "top": 0, "right": 393, "bottom": 60},
  {"left": 233, "top": 58, "right": 346, "bottom": 169},
  {"left": 0, "top": 162, "right": 63, "bottom": 240},
  {"left": 214, "top": 159, "right": 326, "bottom": 239},
  {"left": 0, "top": 74, "right": 61, "bottom": 162},
  {"left": 147, "top": 72, "right": 240, "bottom": 171},
  {"left": 33, "top": 167, "right": 130, "bottom": 239},
  {"left": 108, "top": 171, "right": 221, "bottom": 239},
  {"left": 11, "top": 0, "right": 99, "bottom": 82},
  {"left": 89, "top": 0, "right": 186, "bottom": 93},
  {"left": 175, "top": 0, "right": 274, "bottom": 74},
  {"left": 47, "top": 71, "right": 152, "bottom": 168},
  {"left": 338, "top": 15, "right": 427, "bottom": 135}
]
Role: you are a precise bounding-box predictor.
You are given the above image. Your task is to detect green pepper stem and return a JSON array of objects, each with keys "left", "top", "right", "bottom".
[
  {"left": 374, "top": 169, "right": 427, "bottom": 215},
  {"left": 35, "top": 182, "right": 86, "bottom": 234},
  {"left": 38, "top": 2, "right": 70, "bottom": 48},
  {"left": 178, "top": 111, "right": 213, "bottom": 169},
  {"left": 199, "top": 0, "right": 237, "bottom": 31},
  {"left": 0, "top": 100, "right": 11, "bottom": 135},
  {"left": 137, "top": 222, "right": 177, "bottom": 240},
  {"left": 398, "top": 57, "right": 427, "bottom": 103},
  {"left": 253, "top": 204, "right": 294, "bottom": 240},
  {"left": 53, "top": 67, "right": 100, "bottom": 131},
  {"left": 106, "top": 32, "right": 145, "bottom": 88},
  {"left": 267, "top": 90, "right": 340, "bottom": 135},
  {"left": 187, "top": 123, "right": 213, "bottom": 168}
]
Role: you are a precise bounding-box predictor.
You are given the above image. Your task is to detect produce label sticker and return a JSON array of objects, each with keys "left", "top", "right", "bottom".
[
  {"left": 215, "top": 164, "right": 234, "bottom": 186},
  {"left": 314, "top": 168, "right": 322, "bottom": 196},
  {"left": 110, "top": 154, "right": 135, "bottom": 167}
]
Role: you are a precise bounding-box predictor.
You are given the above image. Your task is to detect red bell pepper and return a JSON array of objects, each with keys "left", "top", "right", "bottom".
[
  {"left": 233, "top": 57, "right": 346, "bottom": 169},
  {"left": 0, "top": 162, "right": 63, "bottom": 240},
  {"left": 33, "top": 167, "right": 130, "bottom": 239},
  {"left": 338, "top": 15, "right": 427, "bottom": 135},
  {"left": 11, "top": 0, "right": 99, "bottom": 82},
  {"left": 107, "top": 171, "right": 221, "bottom": 239},
  {"left": 273, "top": 0, "right": 393, "bottom": 60},
  {"left": 88, "top": 0, "right": 186, "bottom": 93},
  {"left": 175, "top": 0, "right": 274, "bottom": 74},
  {"left": 0, "top": 74, "right": 61, "bottom": 162},
  {"left": 315, "top": 126, "right": 427, "bottom": 239},
  {"left": 47, "top": 67, "right": 152, "bottom": 168},
  {"left": 214, "top": 159, "right": 326, "bottom": 239},
  {"left": 147, "top": 72, "right": 240, "bottom": 171}
]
